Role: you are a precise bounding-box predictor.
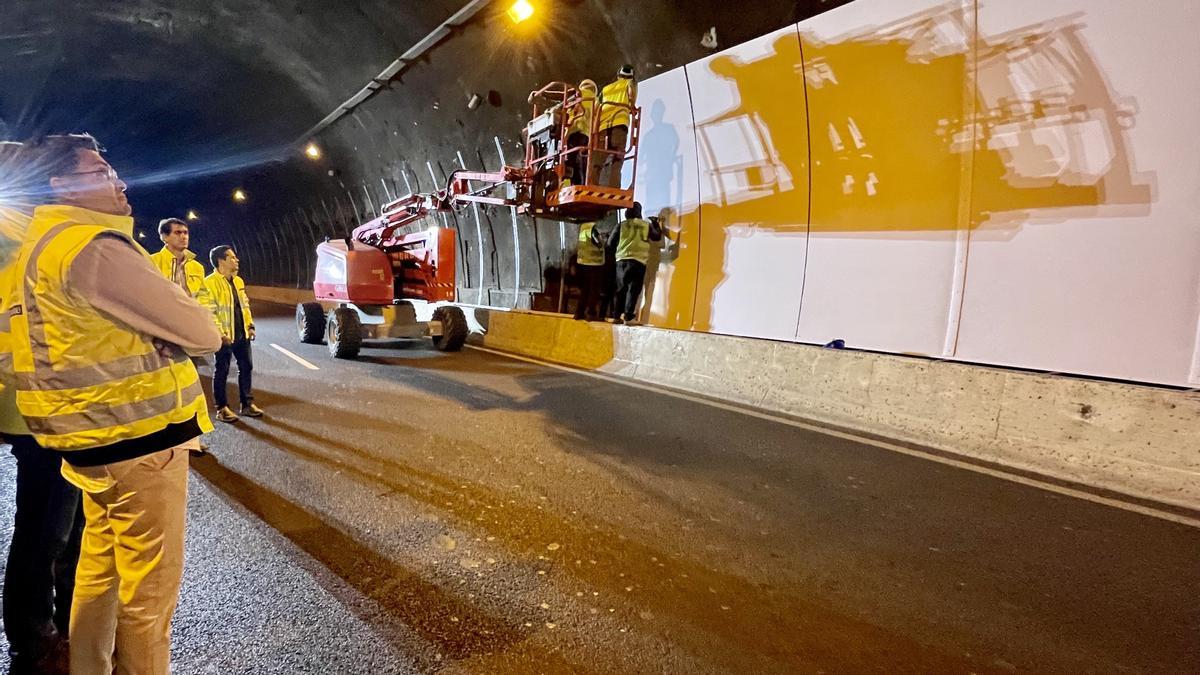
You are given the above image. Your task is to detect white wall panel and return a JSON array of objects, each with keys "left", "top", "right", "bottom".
[
  {"left": 631, "top": 67, "right": 703, "bottom": 331},
  {"left": 955, "top": 0, "right": 1200, "bottom": 385},
  {"left": 686, "top": 26, "right": 810, "bottom": 340},
  {"left": 794, "top": 0, "right": 973, "bottom": 356}
]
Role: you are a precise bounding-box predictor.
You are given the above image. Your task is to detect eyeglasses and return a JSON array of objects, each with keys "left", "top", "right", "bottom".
[{"left": 65, "top": 167, "right": 120, "bottom": 182}]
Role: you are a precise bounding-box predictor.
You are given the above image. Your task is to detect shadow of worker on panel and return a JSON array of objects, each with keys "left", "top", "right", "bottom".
[{"left": 638, "top": 99, "right": 684, "bottom": 325}]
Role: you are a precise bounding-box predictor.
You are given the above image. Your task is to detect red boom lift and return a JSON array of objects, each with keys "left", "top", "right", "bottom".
[{"left": 297, "top": 81, "right": 640, "bottom": 358}]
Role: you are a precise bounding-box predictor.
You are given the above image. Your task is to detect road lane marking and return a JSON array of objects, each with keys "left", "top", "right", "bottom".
[
  {"left": 270, "top": 343, "right": 320, "bottom": 370},
  {"left": 465, "top": 345, "right": 1200, "bottom": 529}
]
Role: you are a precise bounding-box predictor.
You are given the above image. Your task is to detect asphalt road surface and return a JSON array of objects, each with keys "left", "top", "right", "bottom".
[{"left": 0, "top": 305, "right": 1196, "bottom": 673}]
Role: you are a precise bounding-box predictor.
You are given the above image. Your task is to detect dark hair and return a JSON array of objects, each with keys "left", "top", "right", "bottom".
[
  {"left": 12, "top": 134, "right": 103, "bottom": 206},
  {"left": 209, "top": 244, "right": 233, "bottom": 268},
  {"left": 625, "top": 201, "right": 642, "bottom": 219},
  {"left": 158, "top": 218, "right": 188, "bottom": 237}
]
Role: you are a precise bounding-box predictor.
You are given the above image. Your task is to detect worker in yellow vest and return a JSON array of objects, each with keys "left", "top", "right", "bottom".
[
  {"left": 606, "top": 201, "right": 663, "bottom": 325},
  {"left": 5, "top": 134, "right": 221, "bottom": 675},
  {"left": 149, "top": 217, "right": 205, "bottom": 297},
  {"left": 0, "top": 142, "right": 85, "bottom": 671},
  {"left": 197, "top": 245, "right": 262, "bottom": 423},
  {"left": 150, "top": 216, "right": 214, "bottom": 455},
  {"left": 590, "top": 64, "right": 638, "bottom": 188},
  {"left": 572, "top": 221, "right": 606, "bottom": 320},
  {"left": 564, "top": 79, "right": 598, "bottom": 187}
]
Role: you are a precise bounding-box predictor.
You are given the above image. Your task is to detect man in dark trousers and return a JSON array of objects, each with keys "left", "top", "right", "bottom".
[
  {"left": 607, "top": 202, "right": 662, "bottom": 325},
  {"left": 573, "top": 221, "right": 606, "bottom": 320},
  {"left": 0, "top": 142, "right": 82, "bottom": 674},
  {"left": 198, "top": 245, "right": 263, "bottom": 423}
]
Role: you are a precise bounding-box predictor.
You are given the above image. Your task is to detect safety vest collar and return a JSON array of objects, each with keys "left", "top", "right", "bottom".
[{"left": 28, "top": 205, "right": 134, "bottom": 241}]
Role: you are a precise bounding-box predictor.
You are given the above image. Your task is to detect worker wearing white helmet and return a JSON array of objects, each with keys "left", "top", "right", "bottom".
[{"left": 590, "top": 64, "right": 638, "bottom": 188}]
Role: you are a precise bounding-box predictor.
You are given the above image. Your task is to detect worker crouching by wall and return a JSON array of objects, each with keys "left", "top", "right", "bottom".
[
  {"left": 198, "top": 245, "right": 263, "bottom": 423},
  {"left": 573, "top": 221, "right": 606, "bottom": 321},
  {"left": 608, "top": 202, "right": 662, "bottom": 325}
]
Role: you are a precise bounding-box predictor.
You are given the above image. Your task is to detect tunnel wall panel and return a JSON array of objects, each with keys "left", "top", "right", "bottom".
[
  {"left": 632, "top": 67, "right": 701, "bottom": 332},
  {"left": 793, "top": 0, "right": 974, "bottom": 356},
  {"left": 630, "top": 0, "right": 1200, "bottom": 386},
  {"left": 952, "top": 0, "right": 1200, "bottom": 386},
  {"left": 685, "top": 26, "right": 811, "bottom": 341}
]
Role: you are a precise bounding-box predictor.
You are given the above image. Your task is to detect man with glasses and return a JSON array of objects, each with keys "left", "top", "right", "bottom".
[{"left": 4, "top": 134, "right": 221, "bottom": 675}]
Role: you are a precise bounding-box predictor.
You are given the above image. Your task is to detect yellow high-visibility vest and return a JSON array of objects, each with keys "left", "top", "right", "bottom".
[
  {"left": 197, "top": 272, "right": 254, "bottom": 341},
  {"left": 0, "top": 206, "right": 32, "bottom": 436},
  {"left": 568, "top": 88, "right": 597, "bottom": 137},
  {"left": 577, "top": 222, "right": 604, "bottom": 266},
  {"left": 8, "top": 205, "right": 212, "bottom": 452},
  {"left": 598, "top": 78, "right": 637, "bottom": 131},
  {"left": 149, "top": 247, "right": 205, "bottom": 297},
  {"left": 615, "top": 218, "right": 654, "bottom": 264}
]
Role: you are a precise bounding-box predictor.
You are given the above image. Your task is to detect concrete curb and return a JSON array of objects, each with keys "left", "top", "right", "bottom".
[{"left": 477, "top": 310, "right": 1200, "bottom": 511}]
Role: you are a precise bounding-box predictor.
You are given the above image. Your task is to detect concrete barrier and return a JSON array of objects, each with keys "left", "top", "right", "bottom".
[
  {"left": 476, "top": 310, "right": 1200, "bottom": 511},
  {"left": 245, "top": 285, "right": 314, "bottom": 307}
]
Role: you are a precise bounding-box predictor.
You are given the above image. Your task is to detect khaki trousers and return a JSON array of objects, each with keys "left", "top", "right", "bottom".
[
  {"left": 61, "top": 444, "right": 191, "bottom": 675},
  {"left": 588, "top": 125, "right": 629, "bottom": 188}
]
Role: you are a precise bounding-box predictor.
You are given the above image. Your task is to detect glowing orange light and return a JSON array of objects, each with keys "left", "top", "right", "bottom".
[{"left": 507, "top": 0, "right": 534, "bottom": 24}]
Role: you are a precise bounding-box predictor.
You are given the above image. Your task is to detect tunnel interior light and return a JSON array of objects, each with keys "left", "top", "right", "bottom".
[
  {"left": 186, "top": 209, "right": 199, "bottom": 221},
  {"left": 305, "top": 142, "right": 321, "bottom": 160},
  {"left": 507, "top": 0, "right": 534, "bottom": 24},
  {"left": 233, "top": 189, "right": 247, "bottom": 203}
]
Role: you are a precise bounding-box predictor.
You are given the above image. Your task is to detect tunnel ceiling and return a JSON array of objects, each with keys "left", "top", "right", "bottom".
[
  {"left": 0, "top": 0, "right": 468, "bottom": 244},
  {"left": 1, "top": 0, "right": 846, "bottom": 250}
]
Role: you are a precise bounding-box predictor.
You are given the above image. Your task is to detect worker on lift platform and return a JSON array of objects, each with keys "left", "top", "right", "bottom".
[
  {"left": 563, "top": 79, "right": 597, "bottom": 187},
  {"left": 592, "top": 64, "right": 638, "bottom": 188}
]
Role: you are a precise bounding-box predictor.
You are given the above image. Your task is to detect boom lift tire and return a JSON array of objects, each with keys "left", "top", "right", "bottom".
[
  {"left": 431, "top": 306, "right": 468, "bottom": 352},
  {"left": 327, "top": 306, "right": 363, "bottom": 359},
  {"left": 297, "top": 302, "right": 326, "bottom": 344}
]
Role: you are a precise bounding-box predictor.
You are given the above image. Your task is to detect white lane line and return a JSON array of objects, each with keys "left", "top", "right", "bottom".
[
  {"left": 465, "top": 345, "right": 1200, "bottom": 530},
  {"left": 270, "top": 343, "right": 320, "bottom": 371}
]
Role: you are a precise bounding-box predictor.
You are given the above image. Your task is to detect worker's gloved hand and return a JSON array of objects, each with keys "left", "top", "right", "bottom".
[
  {"left": 221, "top": 336, "right": 232, "bottom": 348},
  {"left": 248, "top": 327, "right": 256, "bottom": 341}
]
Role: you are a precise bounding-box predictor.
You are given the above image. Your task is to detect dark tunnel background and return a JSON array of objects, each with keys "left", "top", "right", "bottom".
[{"left": 0, "top": 0, "right": 851, "bottom": 303}]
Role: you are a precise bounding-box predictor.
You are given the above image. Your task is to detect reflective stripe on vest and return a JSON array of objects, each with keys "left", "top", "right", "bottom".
[
  {"left": 615, "top": 218, "right": 652, "bottom": 263},
  {"left": 12, "top": 220, "right": 212, "bottom": 450},
  {"left": 577, "top": 222, "right": 604, "bottom": 266},
  {"left": 598, "top": 78, "right": 636, "bottom": 131}
]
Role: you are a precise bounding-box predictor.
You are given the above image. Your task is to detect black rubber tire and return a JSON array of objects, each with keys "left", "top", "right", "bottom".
[
  {"left": 297, "top": 302, "right": 325, "bottom": 344},
  {"left": 327, "top": 306, "right": 363, "bottom": 359},
  {"left": 431, "top": 305, "right": 468, "bottom": 352}
]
